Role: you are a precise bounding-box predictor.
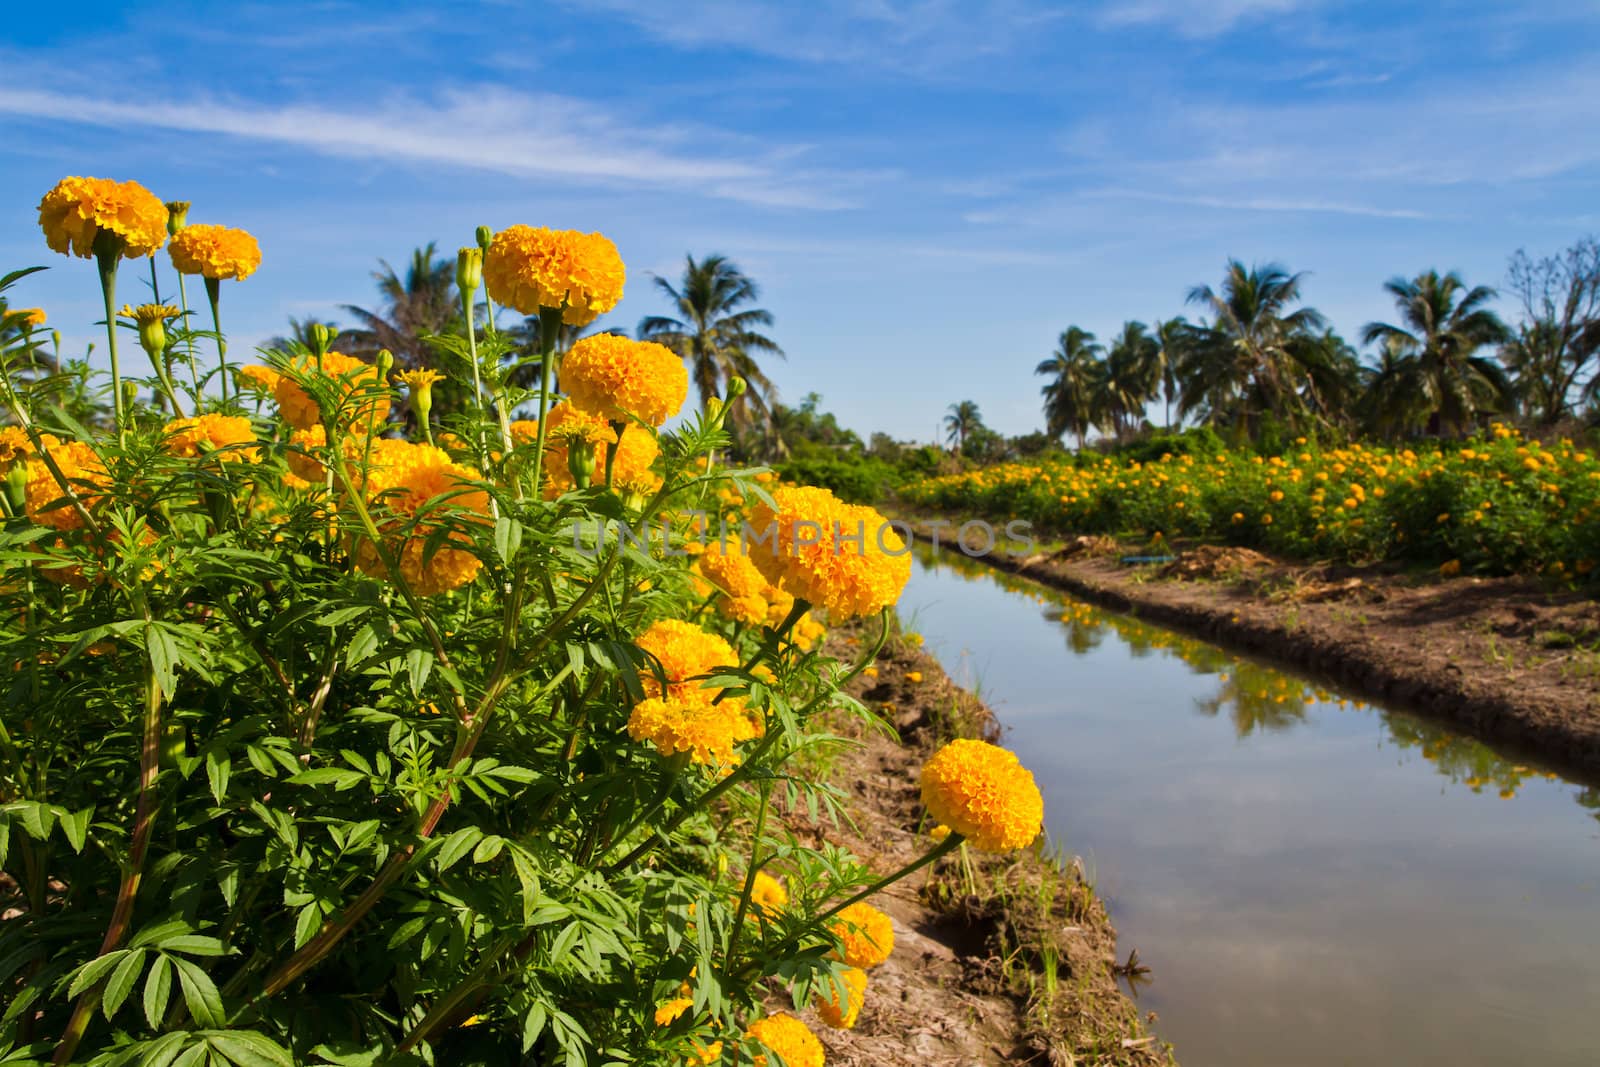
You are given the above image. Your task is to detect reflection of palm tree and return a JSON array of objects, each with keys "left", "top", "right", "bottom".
[
  {"left": 637, "top": 254, "right": 784, "bottom": 437},
  {"left": 1195, "top": 663, "right": 1310, "bottom": 737},
  {"left": 340, "top": 243, "right": 460, "bottom": 371}
]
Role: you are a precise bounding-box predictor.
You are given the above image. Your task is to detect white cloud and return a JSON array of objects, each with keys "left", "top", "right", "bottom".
[
  {"left": 0, "top": 85, "right": 865, "bottom": 210},
  {"left": 1096, "top": 0, "right": 1316, "bottom": 38}
]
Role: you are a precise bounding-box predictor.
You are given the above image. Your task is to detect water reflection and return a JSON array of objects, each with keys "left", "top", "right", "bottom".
[
  {"left": 903, "top": 544, "right": 1600, "bottom": 1066},
  {"left": 914, "top": 542, "right": 1585, "bottom": 818}
]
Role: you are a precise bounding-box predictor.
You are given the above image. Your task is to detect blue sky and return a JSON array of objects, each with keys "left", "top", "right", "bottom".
[{"left": 2, "top": 1, "right": 1598, "bottom": 441}]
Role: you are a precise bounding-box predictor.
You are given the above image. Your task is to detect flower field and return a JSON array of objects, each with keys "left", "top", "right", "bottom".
[
  {"left": 903, "top": 431, "right": 1600, "bottom": 577},
  {"left": 0, "top": 177, "right": 1047, "bottom": 1064}
]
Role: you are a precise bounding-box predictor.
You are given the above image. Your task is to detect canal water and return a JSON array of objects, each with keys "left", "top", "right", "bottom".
[{"left": 898, "top": 544, "right": 1600, "bottom": 1067}]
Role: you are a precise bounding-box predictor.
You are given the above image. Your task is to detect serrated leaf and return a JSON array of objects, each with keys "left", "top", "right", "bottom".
[
  {"left": 145, "top": 623, "right": 180, "bottom": 700},
  {"left": 294, "top": 904, "right": 324, "bottom": 949},
  {"left": 472, "top": 835, "right": 505, "bottom": 864},
  {"left": 548, "top": 922, "right": 582, "bottom": 965},
  {"left": 161, "top": 935, "right": 227, "bottom": 957},
  {"left": 287, "top": 768, "right": 365, "bottom": 790},
  {"left": 404, "top": 649, "right": 433, "bottom": 696},
  {"left": 102, "top": 949, "right": 145, "bottom": 1020},
  {"left": 66, "top": 950, "right": 129, "bottom": 999},
  {"left": 205, "top": 1031, "right": 295, "bottom": 1067},
  {"left": 316, "top": 605, "right": 370, "bottom": 627},
  {"left": 345, "top": 623, "right": 380, "bottom": 667},
  {"left": 172, "top": 955, "right": 225, "bottom": 1028},
  {"left": 435, "top": 827, "right": 482, "bottom": 873}
]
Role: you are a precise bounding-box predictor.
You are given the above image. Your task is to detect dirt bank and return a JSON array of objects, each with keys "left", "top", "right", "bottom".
[
  {"left": 901, "top": 515, "right": 1600, "bottom": 781},
  {"left": 780, "top": 623, "right": 1173, "bottom": 1066}
]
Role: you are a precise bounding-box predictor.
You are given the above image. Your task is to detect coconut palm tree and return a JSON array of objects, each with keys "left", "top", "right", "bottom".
[
  {"left": 1151, "top": 317, "right": 1189, "bottom": 430},
  {"left": 1358, "top": 335, "right": 1430, "bottom": 439},
  {"left": 944, "top": 400, "right": 983, "bottom": 453},
  {"left": 1035, "top": 326, "right": 1101, "bottom": 450},
  {"left": 637, "top": 254, "right": 784, "bottom": 436},
  {"left": 1092, "top": 321, "right": 1160, "bottom": 441},
  {"left": 1360, "top": 270, "right": 1511, "bottom": 436},
  {"left": 339, "top": 243, "right": 460, "bottom": 371},
  {"left": 1179, "top": 261, "right": 1328, "bottom": 436}
]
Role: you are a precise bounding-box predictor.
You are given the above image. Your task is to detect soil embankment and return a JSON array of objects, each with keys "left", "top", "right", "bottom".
[
  {"left": 902, "top": 515, "right": 1600, "bottom": 780},
  {"left": 785, "top": 624, "right": 1174, "bottom": 1066}
]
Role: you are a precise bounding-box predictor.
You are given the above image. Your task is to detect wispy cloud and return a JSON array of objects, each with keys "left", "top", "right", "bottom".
[
  {"left": 1096, "top": 0, "right": 1316, "bottom": 38},
  {"left": 1083, "top": 188, "right": 1430, "bottom": 220},
  {"left": 0, "top": 85, "right": 866, "bottom": 210},
  {"left": 568, "top": 0, "right": 1070, "bottom": 73}
]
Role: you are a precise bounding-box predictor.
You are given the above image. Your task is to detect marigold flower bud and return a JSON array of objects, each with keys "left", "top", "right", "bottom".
[
  {"left": 567, "top": 437, "right": 596, "bottom": 489},
  {"left": 375, "top": 349, "right": 395, "bottom": 380},
  {"left": 475, "top": 225, "right": 493, "bottom": 251},
  {"left": 308, "top": 322, "right": 335, "bottom": 358},
  {"left": 456, "top": 246, "right": 483, "bottom": 294},
  {"left": 165, "top": 201, "right": 190, "bottom": 236},
  {"left": 726, "top": 375, "right": 747, "bottom": 401}
]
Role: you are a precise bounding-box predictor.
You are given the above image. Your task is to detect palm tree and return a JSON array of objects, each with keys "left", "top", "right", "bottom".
[
  {"left": 944, "top": 400, "right": 982, "bottom": 453},
  {"left": 1360, "top": 270, "right": 1511, "bottom": 436},
  {"left": 1092, "top": 321, "right": 1160, "bottom": 441},
  {"left": 1358, "top": 335, "right": 1430, "bottom": 439},
  {"left": 1034, "top": 327, "right": 1101, "bottom": 450},
  {"left": 340, "top": 243, "right": 460, "bottom": 371},
  {"left": 266, "top": 316, "right": 350, "bottom": 354},
  {"left": 637, "top": 254, "right": 784, "bottom": 437},
  {"left": 1179, "top": 261, "right": 1328, "bottom": 436},
  {"left": 1151, "top": 318, "right": 1189, "bottom": 430}
]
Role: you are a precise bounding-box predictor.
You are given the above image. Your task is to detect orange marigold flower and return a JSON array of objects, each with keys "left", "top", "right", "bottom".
[
  {"left": 13, "top": 308, "right": 46, "bottom": 327},
  {"left": 746, "top": 1013, "right": 824, "bottom": 1067},
  {"left": 815, "top": 967, "right": 868, "bottom": 1030},
  {"left": 828, "top": 902, "right": 894, "bottom": 969},
  {"left": 38, "top": 176, "right": 168, "bottom": 259},
  {"left": 353, "top": 440, "right": 489, "bottom": 595},
  {"left": 167, "top": 224, "right": 261, "bottom": 281},
  {"left": 274, "top": 351, "right": 390, "bottom": 431},
  {"left": 919, "top": 739, "right": 1043, "bottom": 852},
  {"left": 236, "top": 364, "right": 282, "bottom": 394},
  {"left": 562, "top": 334, "right": 688, "bottom": 427},
  {"left": 163, "top": 414, "right": 258, "bottom": 462},
  {"left": 747, "top": 486, "right": 911, "bottom": 619},
  {"left": 654, "top": 997, "right": 693, "bottom": 1027},
  {"left": 626, "top": 692, "right": 757, "bottom": 766},
  {"left": 0, "top": 427, "right": 40, "bottom": 475},
  {"left": 483, "top": 226, "right": 624, "bottom": 325},
  {"left": 635, "top": 619, "right": 737, "bottom": 702},
  {"left": 25, "top": 440, "right": 107, "bottom": 531}
]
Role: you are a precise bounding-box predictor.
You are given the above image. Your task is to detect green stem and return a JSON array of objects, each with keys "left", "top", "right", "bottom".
[
  {"left": 605, "top": 420, "right": 626, "bottom": 489},
  {"left": 94, "top": 240, "right": 124, "bottom": 433},
  {"left": 529, "top": 307, "right": 562, "bottom": 494},
  {"left": 723, "top": 778, "right": 774, "bottom": 970},
  {"left": 177, "top": 273, "right": 200, "bottom": 399},
  {"left": 206, "top": 276, "right": 227, "bottom": 404}
]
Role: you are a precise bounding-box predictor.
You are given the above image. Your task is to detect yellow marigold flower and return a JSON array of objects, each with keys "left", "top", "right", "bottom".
[
  {"left": 627, "top": 693, "right": 757, "bottom": 765},
  {"left": 38, "top": 176, "right": 168, "bottom": 259},
  {"left": 698, "top": 535, "right": 769, "bottom": 610},
  {"left": 747, "top": 486, "right": 911, "bottom": 619},
  {"left": 562, "top": 334, "right": 688, "bottom": 427},
  {"left": 274, "top": 351, "right": 390, "bottom": 431},
  {"left": 483, "top": 225, "right": 625, "bottom": 325},
  {"left": 746, "top": 1013, "right": 823, "bottom": 1067},
  {"left": 1439, "top": 559, "right": 1462, "bottom": 577},
  {"left": 929, "top": 824, "right": 951, "bottom": 843},
  {"left": 25, "top": 440, "right": 107, "bottom": 531},
  {"left": 167, "top": 224, "right": 261, "bottom": 281},
  {"left": 236, "top": 364, "right": 282, "bottom": 394},
  {"left": 919, "top": 739, "right": 1043, "bottom": 853},
  {"left": 353, "top": 440, "right": 489, "bottom": 595},
  {"left": 816, "top": 967, "right": 867, "bottom": 1030},
  {"left": 906, "top": 670, "right": 923, "bottom": 683},
  {"left": 635, "top": 619, "right": 737, "bottom": 702},
  {"left": 749, "top": 871, "right": 788, "bottom": 918},
  {"left": 654, "top": 997, "right": 693, "bottom": 1027},
  {"left": 828, "top": 902, "right": 893, "bottom": 969},
  {"left": 13, "top": 308, "right": 46, "bottom": 327},
  {"left": 684, "top": 1039, "right": 723, "bottom": 1065},
  {"left": 397, "top": 368, "right": 443, "bottom": 390},
  {"left": 163, "top": 414, "right": 258, "bottom": 462}
]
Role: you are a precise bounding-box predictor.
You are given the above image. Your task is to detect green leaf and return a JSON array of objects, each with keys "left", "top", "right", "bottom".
[
  {"left": 172, "top": 955, "right": 226, "bottom": 1028},
  {"left": 67, "top": 950, "right": 129, "bottom": 998},
  {"left": 548, "top": 922, "right": 582, "bottom": 965},
  {"left": 404, "top": 649, "right": 434, "bottom": 696},
  {"left": 472, "top": 835, "right": 505, "bottom": 864},
  {"left": 316, "top": 605, "right": 370, "bottom": 627},
  {"left": 206, "top": 751, "right": 231, "bottom": 805},
  {"left": 161, "top": 935, "right": 227, "bottom": 957},
  {"left": 17, "top": 801, "right": 54, "bottom": 842},
  {"left": 102, "top": 949, "right": 146, "bottom": 1020},
  {"left": 205, "top": 1031, "right": 295, "bottom": 1067},
  {"left": 59, "top": 806, "right": 92, "bottom": 853},
  {"left": 294, "top": 904, "right": 324, "bottom": 949},
  {"left": 435, "top": 827, "right": 483, "bottom": 873},
  {"left": 146, "top": 623, "right": 181, "bottom": 700},
  {"left": 170, "top": 1043, "right": 209, "bottom": 1067},
  {"left": 493, "top": 516, "right": 523, "bottom": 564},
  {"left": 144, "top": 954, "right": 173, "bottom": 1030},
  {"left": 287, "top": 768, "right": 365, "bottom": 791},
  {"left": 345, "top": 623, "right": 380, "bottom": 667}
]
